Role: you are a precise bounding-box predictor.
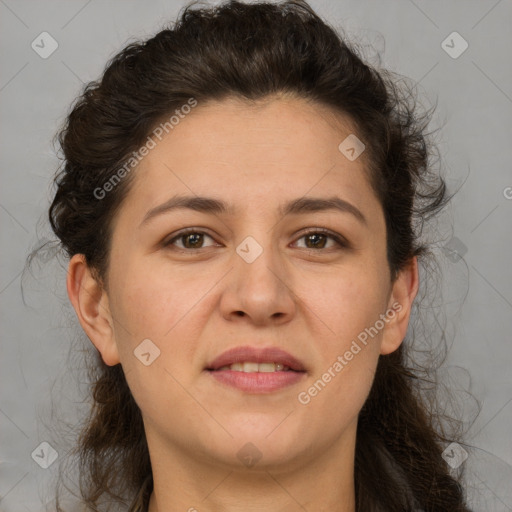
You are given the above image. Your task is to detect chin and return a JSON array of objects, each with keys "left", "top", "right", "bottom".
[{"left": 198, "top": 420, "right": 310, "bottom": 469}]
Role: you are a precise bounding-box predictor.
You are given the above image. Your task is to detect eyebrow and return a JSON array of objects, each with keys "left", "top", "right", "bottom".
[{"left": 140, "top": 195, "right": 367, "bottom": 227}]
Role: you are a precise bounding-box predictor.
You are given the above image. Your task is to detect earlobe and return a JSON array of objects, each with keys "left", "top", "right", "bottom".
[
  {"left": 380, "top": 256, "right": 419, "bottom": 356},
  {"left": 66, "top": 254, "right": 120, "bottom": 366}
]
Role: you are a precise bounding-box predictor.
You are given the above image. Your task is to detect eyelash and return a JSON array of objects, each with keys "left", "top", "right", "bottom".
[{"left": 163, "top": 228, "right": 349, "bottom": 252}]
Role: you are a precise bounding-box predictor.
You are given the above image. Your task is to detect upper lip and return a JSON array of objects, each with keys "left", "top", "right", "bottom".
[{"left": 206, "top": 346, "right": 306, "bottom": 372}]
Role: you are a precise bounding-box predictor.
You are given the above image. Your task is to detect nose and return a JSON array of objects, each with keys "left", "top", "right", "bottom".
[{"left": 219, "top": 236, "right": 297, "bottom": 326}]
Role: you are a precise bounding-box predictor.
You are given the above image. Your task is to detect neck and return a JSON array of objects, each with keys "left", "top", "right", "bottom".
[{"left": 146, "top": 421, "right": 357, "bottom": 512}]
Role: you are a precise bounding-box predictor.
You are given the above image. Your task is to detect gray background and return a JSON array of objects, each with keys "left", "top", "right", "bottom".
[{"left": 1, "top": 0, "right": 511, "bottom": 510}]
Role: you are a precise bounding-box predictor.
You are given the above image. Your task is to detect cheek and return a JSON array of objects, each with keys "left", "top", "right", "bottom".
[
  {"left": 107, "top": 267, "right": 206, "bottom": 422},
  {"left": 108, "top": 256, "right": 222, "bottom": 386},
  {"left": 303, "top": 261, "right": 390, "bottom": 349},
  {"left": 295, "top": 260, "right": 388, "bottom": 412},
  {"left": 110, "top": 260, "right": 202, "bottom": 338},
  {"left": 296, "top": 350, "right": 379, "bottom": 442},
  {"left": 297, "top": 271, "right": 385, "bottom": 411}
]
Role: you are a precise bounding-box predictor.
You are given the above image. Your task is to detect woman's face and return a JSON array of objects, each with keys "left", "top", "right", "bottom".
[{"left": 73, "top": 96, "right": 416, "bottom": 472}]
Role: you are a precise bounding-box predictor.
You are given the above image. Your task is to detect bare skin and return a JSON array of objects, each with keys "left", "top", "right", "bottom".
[{"left": 67, "top": 95, "right": 418, "bottom": 512}]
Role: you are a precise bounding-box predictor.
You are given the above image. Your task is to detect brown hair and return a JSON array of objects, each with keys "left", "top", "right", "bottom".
[{"left": 46, "top": 0, "right": 472, "bottom": 510}]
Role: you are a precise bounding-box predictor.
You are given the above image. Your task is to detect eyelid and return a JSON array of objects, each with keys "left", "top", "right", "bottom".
[
  {"left": 162, "top": 227, "right": 218, "bottom": 249},
  {"left": 293, "top": 227, "right": 349, "bottom": 249},
  {"left": 163, "top": 227, "right": 349, "bottom": 251}
]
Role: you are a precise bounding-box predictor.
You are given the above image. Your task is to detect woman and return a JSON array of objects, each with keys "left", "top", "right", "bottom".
[{"left": 47, "top": 0, "right": 472, "bottom": 510}]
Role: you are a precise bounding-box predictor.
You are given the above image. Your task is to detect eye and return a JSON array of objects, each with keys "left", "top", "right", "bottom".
[
  {"left": 293, "top": 229, "right": 348, "bottom": 250},
  {"left": 164, "top": 229, "right": 218, "bottom": 250},
  {"left": 163, "top": 228, "right": 348, "bottom": 252}
]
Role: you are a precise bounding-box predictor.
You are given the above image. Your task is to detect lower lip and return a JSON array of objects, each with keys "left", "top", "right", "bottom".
[{"left": 207, "top": 370, "right": 306, "bottom": 393}]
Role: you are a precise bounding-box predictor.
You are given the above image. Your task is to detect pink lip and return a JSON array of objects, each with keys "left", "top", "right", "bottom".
[
  {"left": 205, "top": 346, "right": 307, "bottom": 394},
  {"left": 206, "top": 346, "right": 306, "bottom": 372}
]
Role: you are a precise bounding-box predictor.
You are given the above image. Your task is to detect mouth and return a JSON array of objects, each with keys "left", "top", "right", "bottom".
[
  {"left": 215, "top": 362, "right": 296, "bottom": 372},
  {"left": 205, "top": 346, "right": 307, "bottom": 393},
  {"left": 206, "top": 345, "right": 306, "bottom": 372}
]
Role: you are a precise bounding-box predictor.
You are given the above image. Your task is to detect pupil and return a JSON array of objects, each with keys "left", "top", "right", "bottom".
[
  {"left": 184, "top": 233, "right": 202, "bottom": 248},
  {"left": 307, "top": 234, "right": 326, "bottom": 249}
]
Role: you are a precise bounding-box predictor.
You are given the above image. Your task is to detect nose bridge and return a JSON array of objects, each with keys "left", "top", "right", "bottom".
[
  {"left": 235, "top": 231, "right": 285, "bottom": 292},
  {"left": 223, "top": 228, "right": 296, "bottom": 322}
]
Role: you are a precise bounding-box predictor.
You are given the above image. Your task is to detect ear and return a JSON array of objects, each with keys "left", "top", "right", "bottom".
[
  {"left": 380, "top": 256, "right": 419, "bottom": 356},
  {"left": 66, "top": 254, "right": 120, "bottom": 366}
]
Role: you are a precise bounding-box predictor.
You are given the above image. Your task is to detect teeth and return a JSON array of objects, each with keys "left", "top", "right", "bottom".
[
  {"left": 217, "top": 362, "right": 290, "bottom": 372},
  {"left": 243, "top": 362, "right": 259, "bottom": 372},
  {"left": 258, "top": 363, "right": 277, "bottom": 372}
]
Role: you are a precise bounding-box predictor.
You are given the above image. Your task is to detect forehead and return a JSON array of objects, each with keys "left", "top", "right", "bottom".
[
  {"left": 121, "top": 96, "right": 381, "bottom": 223},
  {"left": 153, "top": 95, "right": 363, "bottom": 167}
]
